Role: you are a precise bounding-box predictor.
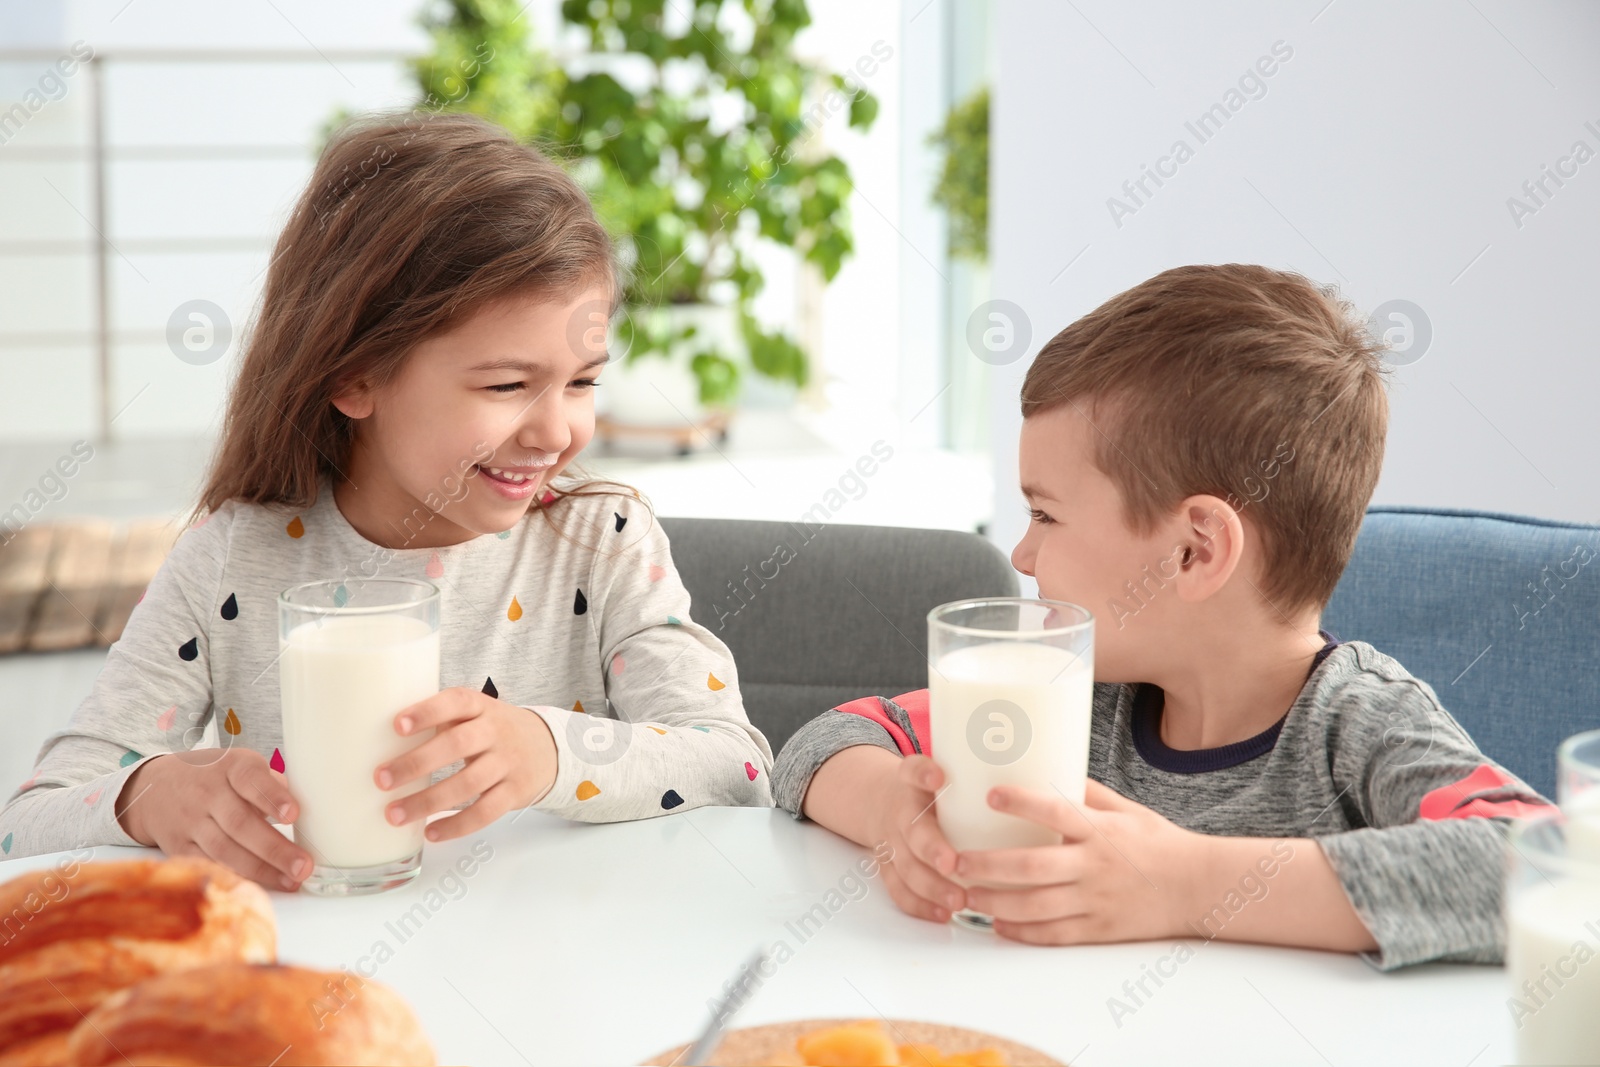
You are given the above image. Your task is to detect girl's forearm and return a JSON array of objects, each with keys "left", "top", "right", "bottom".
[
  {"left": 799, "top": 744, "right": 902, "bottom": 848},
  {"left": 1182, "top": 834, "right": 1378, "bottom": 953}
]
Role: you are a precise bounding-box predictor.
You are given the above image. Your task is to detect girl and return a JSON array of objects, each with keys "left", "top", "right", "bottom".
[{"left": 0, "top": 112, "right": 773, "bottom": 890}]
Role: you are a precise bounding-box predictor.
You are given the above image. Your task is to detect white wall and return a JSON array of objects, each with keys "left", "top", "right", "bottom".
[{"left": 989, "top": 0, "right": 1600, "bottom": 594}]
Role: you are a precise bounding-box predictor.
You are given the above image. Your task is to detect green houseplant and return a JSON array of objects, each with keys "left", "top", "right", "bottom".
[
  {"left": 928, "top": 84, "right": 988, "bottom": 263},
  {"left": 412, "top": 0, "right": 882, "bottom": 413}
]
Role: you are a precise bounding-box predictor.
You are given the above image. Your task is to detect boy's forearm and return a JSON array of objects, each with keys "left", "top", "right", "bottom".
[
  {"left": 799, "top": 744, "right": 901, "bottom": 848},
  {"left": 1180, "top": 833, "right": 1378, "bottom": 954}
]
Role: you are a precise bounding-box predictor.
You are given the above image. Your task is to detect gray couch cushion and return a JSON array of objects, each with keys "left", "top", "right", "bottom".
[{"left": 659, "top": 517, "right": 1018, "bottom": 753}]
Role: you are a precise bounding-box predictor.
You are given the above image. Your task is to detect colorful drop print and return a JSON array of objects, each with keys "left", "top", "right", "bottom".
[
  {"left": 1, "top": 833, "right": 11, "bottom": 854},
  {"left": 540, "top": 490, "right": 557, "bottom": 506},
  {"left": 507, "top": 597, "right": 523, "bottom": 622},
  {"left": 84, "top": 788, "right": 102, "bottom": 806},
  {"left": 614, "top": 512, "right": 627, "bottom": 533},
  {"left": 667, "top": 615, "right": 681, "bottom": 626},
  {"left": 219, "top": 592, "right": 238, "bottom": 620},
  {"left": 647, "top": 726, "right": 666, "bottom": 735},
  {"left": 177, "top": 637, "right": 199, "bottom": 661},
  {"left": 574, "top": 588, "right": 588, "bottom": 615},
  {"left": 286, "top": 516, "right": 305, "bottom": 538},
  {"left": 647, "top": 564, "right": 666, "bottom": 582},
  {"left": 426, "top": 551, "right": 444, "bottom": 579},
  {"left": 496, "top": 529, "right": 512, "bottom": 540},
  {"left": 660, "top": 789, "right": 685, "bottom": 810},
  {"left": 576, "top": 780, "right": 601, "bottom": 801},
  {"left": 156, "top": 705, "right": 177, "bottom": 731},
  {"left": 691, "top": 725, "right": 711, "bottom": 733},
  {"left": 611, "top": 654, "right": 626, "bottom": 676},
  {"left": 745, "top": 762, "right": 759, "bottom": 781},
  {"left": 573, "top": 699, "right": 585, "bottom": 714},
  {"left": 119, "top": 749, "right": 142, "bottom": 768},
  {"left": 333, "top": 584, "right": 350, "bottom": 608},
  {"left": 270, "top": 748, "right": 285, "bottom": 773},
  {"left": 482, "top": 676, "right": 499, "bottom": 699},
  {"left": 223, "top": 708, "right": 241, "bottom": 735},
  {"left": 707, "top": 672, "right": 725, "bottom": 691}
]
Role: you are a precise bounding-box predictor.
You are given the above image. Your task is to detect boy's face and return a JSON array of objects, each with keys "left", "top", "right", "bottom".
[{"left": 1012, "top": 404, "right": 1184, "bottom": 682}]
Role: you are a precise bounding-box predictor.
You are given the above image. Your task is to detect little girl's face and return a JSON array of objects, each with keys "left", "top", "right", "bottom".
[{"left": 334, "top": 286, "right": 609, "bottom": 545}]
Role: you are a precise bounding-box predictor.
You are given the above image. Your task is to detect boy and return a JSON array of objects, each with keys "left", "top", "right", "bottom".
[{"left": 774, "top": 264, "right": 1548, "bottom": 970}]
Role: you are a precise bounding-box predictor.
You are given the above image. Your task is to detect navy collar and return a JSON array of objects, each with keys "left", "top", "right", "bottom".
[{"left": 1131, "top": 630, "right": 1340, "bottom": 774}]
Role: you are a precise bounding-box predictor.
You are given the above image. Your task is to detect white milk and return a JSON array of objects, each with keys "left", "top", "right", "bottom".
[
  {"left": 1507, "top": 878, "right": 1600, "bottom": 1064},
  {"left": 929, "top": 641, "right": 1094, "bottom": 857},
  {"left": 280, "top": 614, "right": 440, "bottom": 868}
]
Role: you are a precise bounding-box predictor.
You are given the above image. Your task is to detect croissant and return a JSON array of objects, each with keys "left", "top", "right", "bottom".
[
  {"left": 0, "top": 857, "right": 276, "bottom": 1066},
  {"left": 62, "top": 962, "right": 436, "bottom": 1066}
]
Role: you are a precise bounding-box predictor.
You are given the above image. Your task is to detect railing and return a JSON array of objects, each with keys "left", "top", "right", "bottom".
[{"left": 0, "top": 48, "right": 417, "bottom": 439}]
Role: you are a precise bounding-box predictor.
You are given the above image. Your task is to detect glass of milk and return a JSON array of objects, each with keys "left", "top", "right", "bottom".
[
  {"left": 1506, "top": 811, "right": 1600, "bottom": 1065},
  {"left": 1559, "top": 730, "right": 1600, "bottom": 849},
  {"left": 278, "top": 578, "right": 441, "bottom": 895},
  {"left": 928, "top": 597, "right": 1094, "bottom": 931}
]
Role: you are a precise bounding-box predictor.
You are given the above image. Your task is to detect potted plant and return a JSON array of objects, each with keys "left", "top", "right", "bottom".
[
  {"left": 928, "top": 84, "right": 988, "bottom": 264},
  {"left": 413, "top": 0, "right": 882, "bottom": 446}
]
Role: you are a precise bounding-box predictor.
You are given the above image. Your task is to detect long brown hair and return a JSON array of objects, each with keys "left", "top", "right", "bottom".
[
  {"left": 194, "top": 110, "right": 636, "bottom": 533},
  {"left": 1020, "top": 263, "right": 1390, "bottom": 614}
]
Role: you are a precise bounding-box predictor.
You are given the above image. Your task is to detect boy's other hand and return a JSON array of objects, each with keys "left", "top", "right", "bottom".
[
  {"left": 956, "top": 779, "right": 1199, "bottom": 944},
  {"left": 872, "top": 754, "right": 968, "bottom": 924},
  {"left": 115, "top": 749, "right": 313, "bottom": 892}
]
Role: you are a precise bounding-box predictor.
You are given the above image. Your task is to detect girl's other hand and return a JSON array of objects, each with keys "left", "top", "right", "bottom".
[
  {"left": 115, "top": 749, "right": 313, "bottom": 892},
  {"left": 375, "top": 687, "right": 559, "bottom": 842}
]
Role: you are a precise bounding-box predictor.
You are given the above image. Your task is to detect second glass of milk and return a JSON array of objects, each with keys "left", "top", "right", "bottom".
[
  {"left": 1506, "top": 811, "right": 1600, "bottom": 1065},
  {"left": 928, "top": 597, "right": 1094, "bottom": 931},
  {"left": 278, "top": 577, "right": 441, "bottom": 895}
]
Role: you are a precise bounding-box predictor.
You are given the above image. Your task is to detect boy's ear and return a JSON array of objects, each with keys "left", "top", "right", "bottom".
[{"left": 1173, "top": 495, "right": 1245, "bottom": 603}]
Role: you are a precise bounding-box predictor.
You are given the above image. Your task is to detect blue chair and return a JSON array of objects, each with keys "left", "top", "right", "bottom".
[{"left": 1325, "top": 506, "right": 1600, "bottom": 798}]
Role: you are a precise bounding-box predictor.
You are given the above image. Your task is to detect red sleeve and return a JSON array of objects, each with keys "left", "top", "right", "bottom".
[
  {"left": 832, "top": 688, "right": 932, "bottom": 758},
  {"left": 1417, "top": 764, "right": 1550, "bottom": 822}
]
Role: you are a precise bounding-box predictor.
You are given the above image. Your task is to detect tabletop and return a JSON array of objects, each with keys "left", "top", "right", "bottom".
[{"left": 2, "top": 806, "right": 1512, "bottom": 1066}]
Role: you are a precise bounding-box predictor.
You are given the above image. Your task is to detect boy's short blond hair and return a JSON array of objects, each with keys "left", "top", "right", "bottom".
[{"left": 1020, "top": 263, "right": 1390, "bottom": 614}]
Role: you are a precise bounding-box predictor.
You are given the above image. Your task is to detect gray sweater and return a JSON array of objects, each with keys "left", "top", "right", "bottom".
[
  {"left": 772, "top": 637, "right": 1549, "bottom": 970},
  {"left": 2, "top": 475, "right": 773, "bottom": 859}
]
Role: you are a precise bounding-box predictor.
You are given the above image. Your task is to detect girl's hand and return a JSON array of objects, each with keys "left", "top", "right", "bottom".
[
  {"left": 870, "top": 754, "right": 968, "bottom": 924},
  {"left": 116, "top": 749, "right": 313, "bottom": 892},
  {"left": 957, "top": 780, "right": 1201, "bottom": 944},
  {"left": 375, "top": 687, "right": 558, "bottom": 841}
]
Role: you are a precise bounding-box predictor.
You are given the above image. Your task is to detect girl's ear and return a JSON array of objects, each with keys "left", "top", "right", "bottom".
[{"left": 331, "top": 380, "right": 375, "bottom": 420}]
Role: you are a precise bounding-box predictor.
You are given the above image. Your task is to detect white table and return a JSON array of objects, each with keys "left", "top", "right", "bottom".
[{"left": 3, "top": 807, "right": 1512, "bottom": 1066}]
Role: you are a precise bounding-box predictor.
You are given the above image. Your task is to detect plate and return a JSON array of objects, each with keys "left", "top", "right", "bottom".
[{"left": 643, "top": 1017, "right": 1064, "bottom": 1066}]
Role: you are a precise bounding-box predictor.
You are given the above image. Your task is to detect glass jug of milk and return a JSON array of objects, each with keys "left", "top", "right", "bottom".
[{"left": 278, "top": 578, "right": 441, "bottom": 895}]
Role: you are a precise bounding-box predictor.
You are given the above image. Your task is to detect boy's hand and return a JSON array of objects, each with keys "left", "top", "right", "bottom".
[
  {"left": 957, "top": 780, "right": 1200, "bottom": 944},
  {"left": 870, "top": 754, "right": 968, "bottom": 924},
  {"left": 116, "top": 749, "right": 313, "bottom": 892},
  {"left": 376, "top": 687, "right": 558, "bottom": 841}
]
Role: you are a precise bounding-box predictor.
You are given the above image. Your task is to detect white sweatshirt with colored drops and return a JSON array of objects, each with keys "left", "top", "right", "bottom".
[{"left": 0, "top": 474, "right": 774, "bottom": 859}]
